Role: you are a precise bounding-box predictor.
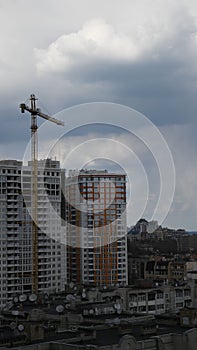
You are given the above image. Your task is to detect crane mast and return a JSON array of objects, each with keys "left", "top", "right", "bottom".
[{"left": 20, "top": 94, "right": 64, "bottom": 293}]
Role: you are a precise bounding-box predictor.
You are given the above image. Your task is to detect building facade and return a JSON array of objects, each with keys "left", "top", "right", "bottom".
[
  {"left": 22, "top": 158, "right": 67, "bottom": 293},
  {"left": 66, "top": 169, "right": 128, "bottom": 286},
  {"left": 144, "top": 260, "right": 187, "bottom": 283},
  {"left": 0, "top": 159, "right": 67, "bottom": 307},
  {"left": 0, "top": 160, "right": 31, "bottom": 305}
]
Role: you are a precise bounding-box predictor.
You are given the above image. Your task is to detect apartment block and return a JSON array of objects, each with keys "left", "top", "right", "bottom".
[
  {"left": 0, "top": 159, "right": 67, "bottom": 307},
  {"left": 127, "top": 284, "right": 193, "bottom": 314},
  {"left": 22, "top": 158, "right": 67, "bottom": 292},
  {"left": 144, "top": 260, "right": 187, "bottom": 282},
  {"left": 0, "top": 160, "right": 32, "bottom": 305},
  {"left": 66, "top": 169, "right": 128, "bottom": 286}
]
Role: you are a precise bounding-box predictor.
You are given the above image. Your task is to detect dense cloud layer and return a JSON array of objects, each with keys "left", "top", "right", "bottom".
[{"left": 0, "top": 0, "right": 197, "bottom": 229}]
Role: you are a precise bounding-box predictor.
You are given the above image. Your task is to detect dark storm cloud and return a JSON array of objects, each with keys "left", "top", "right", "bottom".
[
  {"left": 1, "top": 0, "right": 197, "bottom": 229},
  {"left": 57, "top": 58, "right": 197, "bottom": 125},
  {"left": 34, "top": 10, "right": 197, "bottom": 125}
]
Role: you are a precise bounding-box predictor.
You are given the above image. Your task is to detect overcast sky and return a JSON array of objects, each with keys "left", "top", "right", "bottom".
[{"left": 1, "top": 0, "right": 197, "bottom": 230}]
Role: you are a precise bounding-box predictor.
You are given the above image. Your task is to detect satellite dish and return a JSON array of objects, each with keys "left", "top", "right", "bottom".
[
  {"left": 69, "top": 282, "right": 74, "bottom": 289},
  {"left": 82, "top": 292, "right": 86, "bottom": 298},
  {"left": 56, "top": 305, "right": 64, "bottom": 313},
  {"left": 89, "top": 309, "right": 94, "bottom": 315},
  {"left": 117, "top": 309, "right": 121, "bottom": 315},
  {"left": 114, "top": 317, "right": 121, "bottom": 325},
  {"left": 105, "top": 318, "right": 113, "bottom": 325},
  {"left": 10, "top": 322, "right": 17, "bottom": 330},
  {"left": 19, "top": 294, "right": 27, "bottom": 303},
  {"left": 73, "top": 286, "right": 78, "bottom": 291},
  {"left": 18, "top": 324, "right": 24, "bottom": 332},
  {"left": 82, "top": 288, "right": 86, "bottom": 293},
  {"left": 13, "top": 296, "right": 19, "bottom": 303},
  {"left": 66, "top": 294, "right": 74, "bottom": 302},
  {"left": 29, "top": 294, "right": 37, "bottom": 302},
  {"left": 116, "top": 303, "right": 121, "bottom": 310},
  {"left": 12, "top": 310, "right": 19, "bottom": 316}
]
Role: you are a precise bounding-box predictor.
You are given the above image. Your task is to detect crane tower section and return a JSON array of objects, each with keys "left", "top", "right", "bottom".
[{"left": 20, "top": 94, "right": 64, "bottom": 293}]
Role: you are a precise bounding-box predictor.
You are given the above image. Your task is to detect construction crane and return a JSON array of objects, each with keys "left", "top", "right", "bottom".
[{"left": 20, "top": 94, "right": 64, "bottom": 293}]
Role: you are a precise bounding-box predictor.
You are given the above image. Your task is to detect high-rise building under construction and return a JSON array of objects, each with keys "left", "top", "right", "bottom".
[{"left": 66, "top": 169, "right": 128, "bottom": 286}]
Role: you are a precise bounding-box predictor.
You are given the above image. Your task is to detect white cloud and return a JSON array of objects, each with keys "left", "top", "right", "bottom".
[
  {"left": 35, "top": 19, "right": 141, "bottom": 73},
  {"left": 35, "top": 3, "right": 197, "bottom": 74}
]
